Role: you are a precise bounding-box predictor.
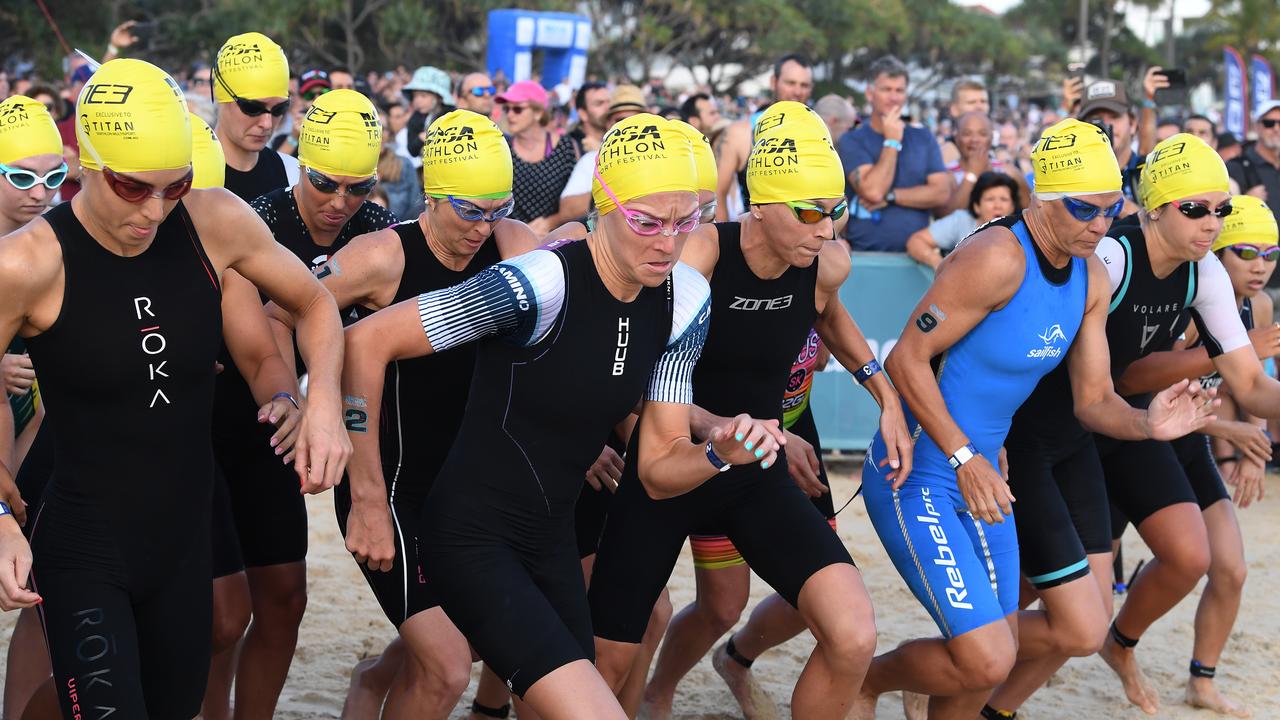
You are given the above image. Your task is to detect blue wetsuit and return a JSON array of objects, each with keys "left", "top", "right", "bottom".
[{"left": 861, "top": 212, "right": 1087, "bottom": 638}]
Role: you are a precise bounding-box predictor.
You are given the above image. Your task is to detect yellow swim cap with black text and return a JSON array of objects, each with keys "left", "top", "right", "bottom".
[
  {"left": 0, "top": 95, "right": 62, "bottom": 165},
  {"left": 422, "top": 109, "right": 513, "bottom": 199},
  {"left": 1031, "top": 118, "right": 1121, "bottom": 195},
  {"left": 214, "top": 32, "right": 289, "bottom": 102},
  {"left": 668, "top": 120, "right": 716, "bottom": 194},
  {"left": 76, "top": 59, "right": 191, "bottom": 174},
  {"left": 745, "top": 106, "right": 844, "bottom": 204},
  {"left": 593, "top": 113, "right": 697, "bottom": 215},
  {"left": 299, "top": 89, "right": 381, "bottom": 179},
  {"left": 190, "top": 114, "right": 225, "bottom": 189},
  {"left": 1213, "top": 195, "right": 1278, "bottom": 252},
  {"left": 1138, "top": 133, "right": 1230, "bottom": 211}
]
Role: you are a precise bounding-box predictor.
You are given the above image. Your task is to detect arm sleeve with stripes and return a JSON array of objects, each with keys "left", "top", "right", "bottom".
[
  {"left": 416, "top": 249, "right": 565, "bottom": 352},
  {"left": 645, "top": 262, "right": 711, "bottom": 405},
  {"left": 1188, "top": 252, "right": 1250, "bottom": 358}
]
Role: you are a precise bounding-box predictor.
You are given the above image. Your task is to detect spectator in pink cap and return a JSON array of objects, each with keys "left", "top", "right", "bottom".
[{"left": 498, "top": 80, "right": 582, "bottom": 235}]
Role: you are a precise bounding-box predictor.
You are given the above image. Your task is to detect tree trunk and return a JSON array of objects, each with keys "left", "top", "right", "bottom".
[{"left": 1101, "top": 0, "right": 1115, "bottom": 76}]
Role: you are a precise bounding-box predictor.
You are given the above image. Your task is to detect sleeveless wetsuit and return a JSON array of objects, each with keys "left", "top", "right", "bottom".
[
  {"left": 1091, "top": 227, "right": 1250, "bottom": 534},
  {"left": 863, "top": 212, "right": 1087, "bottom": 638},
  {"left": 589, "top": 222, "right": 852, "bottom": 645},
  {"left": 332, "top": 219, "right": 500, "bottom": 627},
  {"left": 689, "top": 328, "right": 837, "bottom": 569},
  {"left": 209, "top": 188, "right": 395, "bottom": 576},
  {"left": 27, "top": 201, "right": 222, "bottom": 719},
  {"left": 223, "top": 147, "right": 291, "bottom": 205},
  {"left": 413, "top": 239, "right": 710, "bottom": 696}
]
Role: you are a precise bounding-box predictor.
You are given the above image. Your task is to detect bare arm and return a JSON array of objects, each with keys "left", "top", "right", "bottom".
[
  {"left": 715, "top": 122, "right": 750, "bottom": 221},
  {"left": 637, "top": 403, "right": 783, "bottom": 500},
  {"left": 906, "top": 227, "right": 943, "bottom": 268},
  {"left": 892, "top": 171, "right": 953, "bottom": 210}
]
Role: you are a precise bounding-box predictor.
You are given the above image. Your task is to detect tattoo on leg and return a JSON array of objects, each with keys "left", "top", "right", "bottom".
[{"left": 343, "top": 395, "right": 369, "bottom": 432}]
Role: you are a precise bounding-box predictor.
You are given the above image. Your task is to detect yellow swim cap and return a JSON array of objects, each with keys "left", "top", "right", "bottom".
[
  {"left": 190, "top": 114, "right": 225, "bottom": 189},
  {"left": 76, "top": 59, "right": 191, "bottom": 173},
  {"left": 1138, "top": 133, "right": 1229, "bottom": 211},
  {"left": 745, "top": 108, "right": 844, "bottom": 205},
  {"left": 214, "top": 32, "right": 289, "bottom": 103},
  {"left": 298, "top": 89, "right": 381, "bottom": 179},
  {"left": 668, "top": 120, "right": 716, "bottom": 194},
  {"left": 593, "top": 113, "right": 697, "bottom": 215},
  {"left": 1213, "top": 195, "right": 1278, "bottom": 252},
  {"left": 422, "top": 109, "right": 513, "bottom": 199},
  {"left": 0, "top": 95, "right": 62, "bottom": 165},
  {"left": 753, "top": 101, "right": 832, "bottom": 142},
  {"left": 1031, "top": 118, "right": 1121, "bottom": 195}
]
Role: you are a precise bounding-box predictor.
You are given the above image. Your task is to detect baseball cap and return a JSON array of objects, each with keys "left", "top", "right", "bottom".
[
  {"left": 1253, "top": 99, "right": 1280, "bottom": 121},
  {"left": 608, "top": 85, "right": 647, "bottom": 119},
  {"left": 496, "top": 80, "right": 549, "bottom": 107},
  {"left": 299, "top": 69, "right": 331, "bottom": 97},
  {"left": 1078, "top": 80, "right": 1131, "bottom": 119}
]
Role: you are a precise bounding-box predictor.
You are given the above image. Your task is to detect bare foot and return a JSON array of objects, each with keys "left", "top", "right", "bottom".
[
  {"left": 902, "top": 690, "right": 928, "bottom": 720},
  {"left": 1098, "top": 635, "right": 1160, "bottom": 715},
  {"left": 1186, "top": 677, "right": 1252, "bottom": 717},
  {"left": 341, "top": 655, "right": 393, "bottom": 720},
  {"left": 711, "top": 642, "right": 779, "bottom": 720}
]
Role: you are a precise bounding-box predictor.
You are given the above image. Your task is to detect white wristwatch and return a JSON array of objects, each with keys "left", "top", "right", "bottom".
[
  {"left": 948, "top": 443, "right": 978, "bottom": 470},
  {"left": 964, "top": 171, "right": 978, "bottom": 184}
]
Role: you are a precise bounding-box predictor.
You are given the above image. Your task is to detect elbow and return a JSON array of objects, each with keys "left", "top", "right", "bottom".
[
  {"left": 636, "top": 467, "right": 679, "bottom": 500},
  {"left": 860, "top": 189, "right": 885, "bottom": 206}
]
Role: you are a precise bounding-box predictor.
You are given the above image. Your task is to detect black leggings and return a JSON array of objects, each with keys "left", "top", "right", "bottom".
[{"left": 30, "top": 501, "right": 212, "bottom": 720}]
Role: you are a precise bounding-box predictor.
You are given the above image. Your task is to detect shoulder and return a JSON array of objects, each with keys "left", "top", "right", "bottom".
[
  {"left": 670, "top": 262, "right": 711, "bottom": 343},
  {"left": 723, "top": 119, "right": 752, "bottom": 147},
  {"left": 672, "top": 261, "right": 710, "bottom": 305},
  {"left": 186, "top": 186, "right": 267, "bottom": 227},
  {"left": 816, "top": 240, "right": 852, "bottom": 291},
  {"left": 680, "top": 223, "right": 720, "bottom": 278},
  {"left": 336, "top": 225, "right": 405, "bottom": 267},
  {"left": 0, "top": 218, "right": 61, "bottom": 294},
  {"left": 501, "top": 246, "right": 567, "bottom": 293},
  {"left": 356, "top": 200, "right": 399, "bottom": 230},
  {"left": 495, "top": 218, "right": 542, "bottom": 257},
  {"left": 938, "top": 223, "right": 1024, "bottom": 288},
  {"left": 1251, "top": 290, "right": 1274, "bottom": 322}
]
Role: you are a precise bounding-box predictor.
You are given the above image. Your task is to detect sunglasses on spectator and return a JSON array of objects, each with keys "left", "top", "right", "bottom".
[
  {"left": 1226, "top": 244, "right": 1279, "bottom": 261},
  {"left": 305, "top": 168, "right": 377, "bottom": 197},
  {"left": 1176, "top": 200, "right": 1233, "bottom": 219},
  {"left": 505, "top": 105, "right": 531, "bottom": 115},
  {"left": 592, "top": 164, "right": 699, "bottom": 237},
  {"left": 469, "top": 86, "right": 497, "bottom": 97},
  {"left": 1062, "top": 196, "right": 1124, "bottom": 222},
  {"left": 437, "top": 195, "right": 516, "bottom": 223},
  {"left": 214, "top": 67, "right": 289, "bottom": 117},
  {"left": 301, "top": 87, "right": 330, "bottom": 103},
  {"left": 1260, "top": 119, "right": 1280, "bottom": 129},
  {"left": 102, "top": 166, "right": 194, "bottom": 203},
  {"left": 785, "top": 200, "right": 848, "bottom": 224},
  {"left": 0, "top": 162, "right": 68, "bottom": 191}
]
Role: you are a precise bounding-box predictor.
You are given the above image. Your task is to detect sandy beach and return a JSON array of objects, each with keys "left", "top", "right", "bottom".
[{"left": 3, "top": 460, "right": 1277, "bottom": 718}]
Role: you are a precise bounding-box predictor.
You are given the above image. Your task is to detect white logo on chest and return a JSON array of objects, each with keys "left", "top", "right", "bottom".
[
  {"left": 612, "top": 317, "right": 630, "bottom": 376},
  {"left": 1027, "top": 323, "right": 1067, "bottom": 359},
  {"left": 134, "top": 296, "right": 171, "bottom": 408}
]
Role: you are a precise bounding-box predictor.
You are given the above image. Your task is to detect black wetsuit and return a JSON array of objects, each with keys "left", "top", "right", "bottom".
[
  {"left": 223, "top": 148, "right": 290, "bottom": 206},
  {"left": 209, "top": 189, "right": 395, "bottom": 576},
  {"left": 589, "top": 223, "right": 853, "bottom": 645},
  {"left": 27, "top": 201, "right": 222, "bottom": 719},
  {"left": 333, "top": 219, "right": 500, "bottom": 627},
  {"left": 413, "top": 239, "right": 710, "bottom": 695}
]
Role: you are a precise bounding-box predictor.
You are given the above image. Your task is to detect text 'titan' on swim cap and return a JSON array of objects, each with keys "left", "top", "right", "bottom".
[
  {"left": 593, "top": 113, "right": 697, "bottom": 215},
  {"left": 76, "top": 59, "right": 191, "bottom": 174},
  {"left": 1213, "top": 195, "right": 1278, "bottom": 252},
  {"left": 668, "top": 120, "right": 716, "bottom": 195},
  {"left": 745, "top": 107, "right": 844, "bottom": 205},
  {"left": 0, "top": 95, "right": 63, "bottom": 165},
  {"left": 299, "top": 89, "right": 381, "bottom": 179},
  {"left": 1138, "top": 133, "right": 1230, "bottom": 211},
  {"left": 422, "top": 109, "right": 513, "bottom": 200},
  {"left": 190, "top": 113, "right": 225, "bottom": 189},
  {"left": 214, "top": 32, "right": 289, "bottom": 103},
  {"left": 1031, "top": 118, "right": 1121, "bottom": 195}
]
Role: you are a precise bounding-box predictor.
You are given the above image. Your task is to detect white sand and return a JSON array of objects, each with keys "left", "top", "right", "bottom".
[{"left": 4, "top": 462, "right": 1278, "bottom": 718}]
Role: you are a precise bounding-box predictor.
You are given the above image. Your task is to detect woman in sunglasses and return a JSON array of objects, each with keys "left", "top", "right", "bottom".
[
  {"left": 0, "top": 58, "right": 349, "bottom": 720},
  {"left": 343, "top": 113, "right": 779, "bottom": 719},
  {"left": 1098, "top": 192, "right": 1280, "bottom": 718},
  {"left": 0, "top": 93, "right": 64, "bottom": 720},
  {"left": 266, "top": 109, "right": 539, "bottom": 720},
  {"left": 208, "top": 87, "right": 397, "bottom": 719},
  {"left": 498, "top": 80, "right": 581, "bottom": 236},
  {"left": 212, "top": 32, "right": 301, "bottom": 203},
  {"left": 855, "top": 120, "right": 1214, "bottom": 720},
  {"left": 590, "top": 104, "right": 903, "bottom": 720}
]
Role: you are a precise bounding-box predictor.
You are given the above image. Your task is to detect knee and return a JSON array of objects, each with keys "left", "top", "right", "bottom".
[
  {"left": 210, "top": 603, "right": 251, "bottom": 652},
  {"left": 1208, "top": 553, "right": 1247, "bottom": 594},
  {"left": 256, "top": 584, "right": 307, "bottom": 626},
  {"left": 954, "top": 642, "right": 1016, "bottom": 692},
  {"left": 405, "top": 652, "right": 471, "bottom": 702},
  {"left": 1170, "top": 544, "right": 1212, "bottom": 585},
  {"left": 594, "top": 640, "right": 637, "bottom": 691},
  {"left": 697, "top": 593, "right": 747, "bottom": 636},
  {"left": 1055, "top": 620, "right": 1108, "bottom": 657},
  {"left": 817, "top": 617, "right": 877, "bottom": 675}
]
